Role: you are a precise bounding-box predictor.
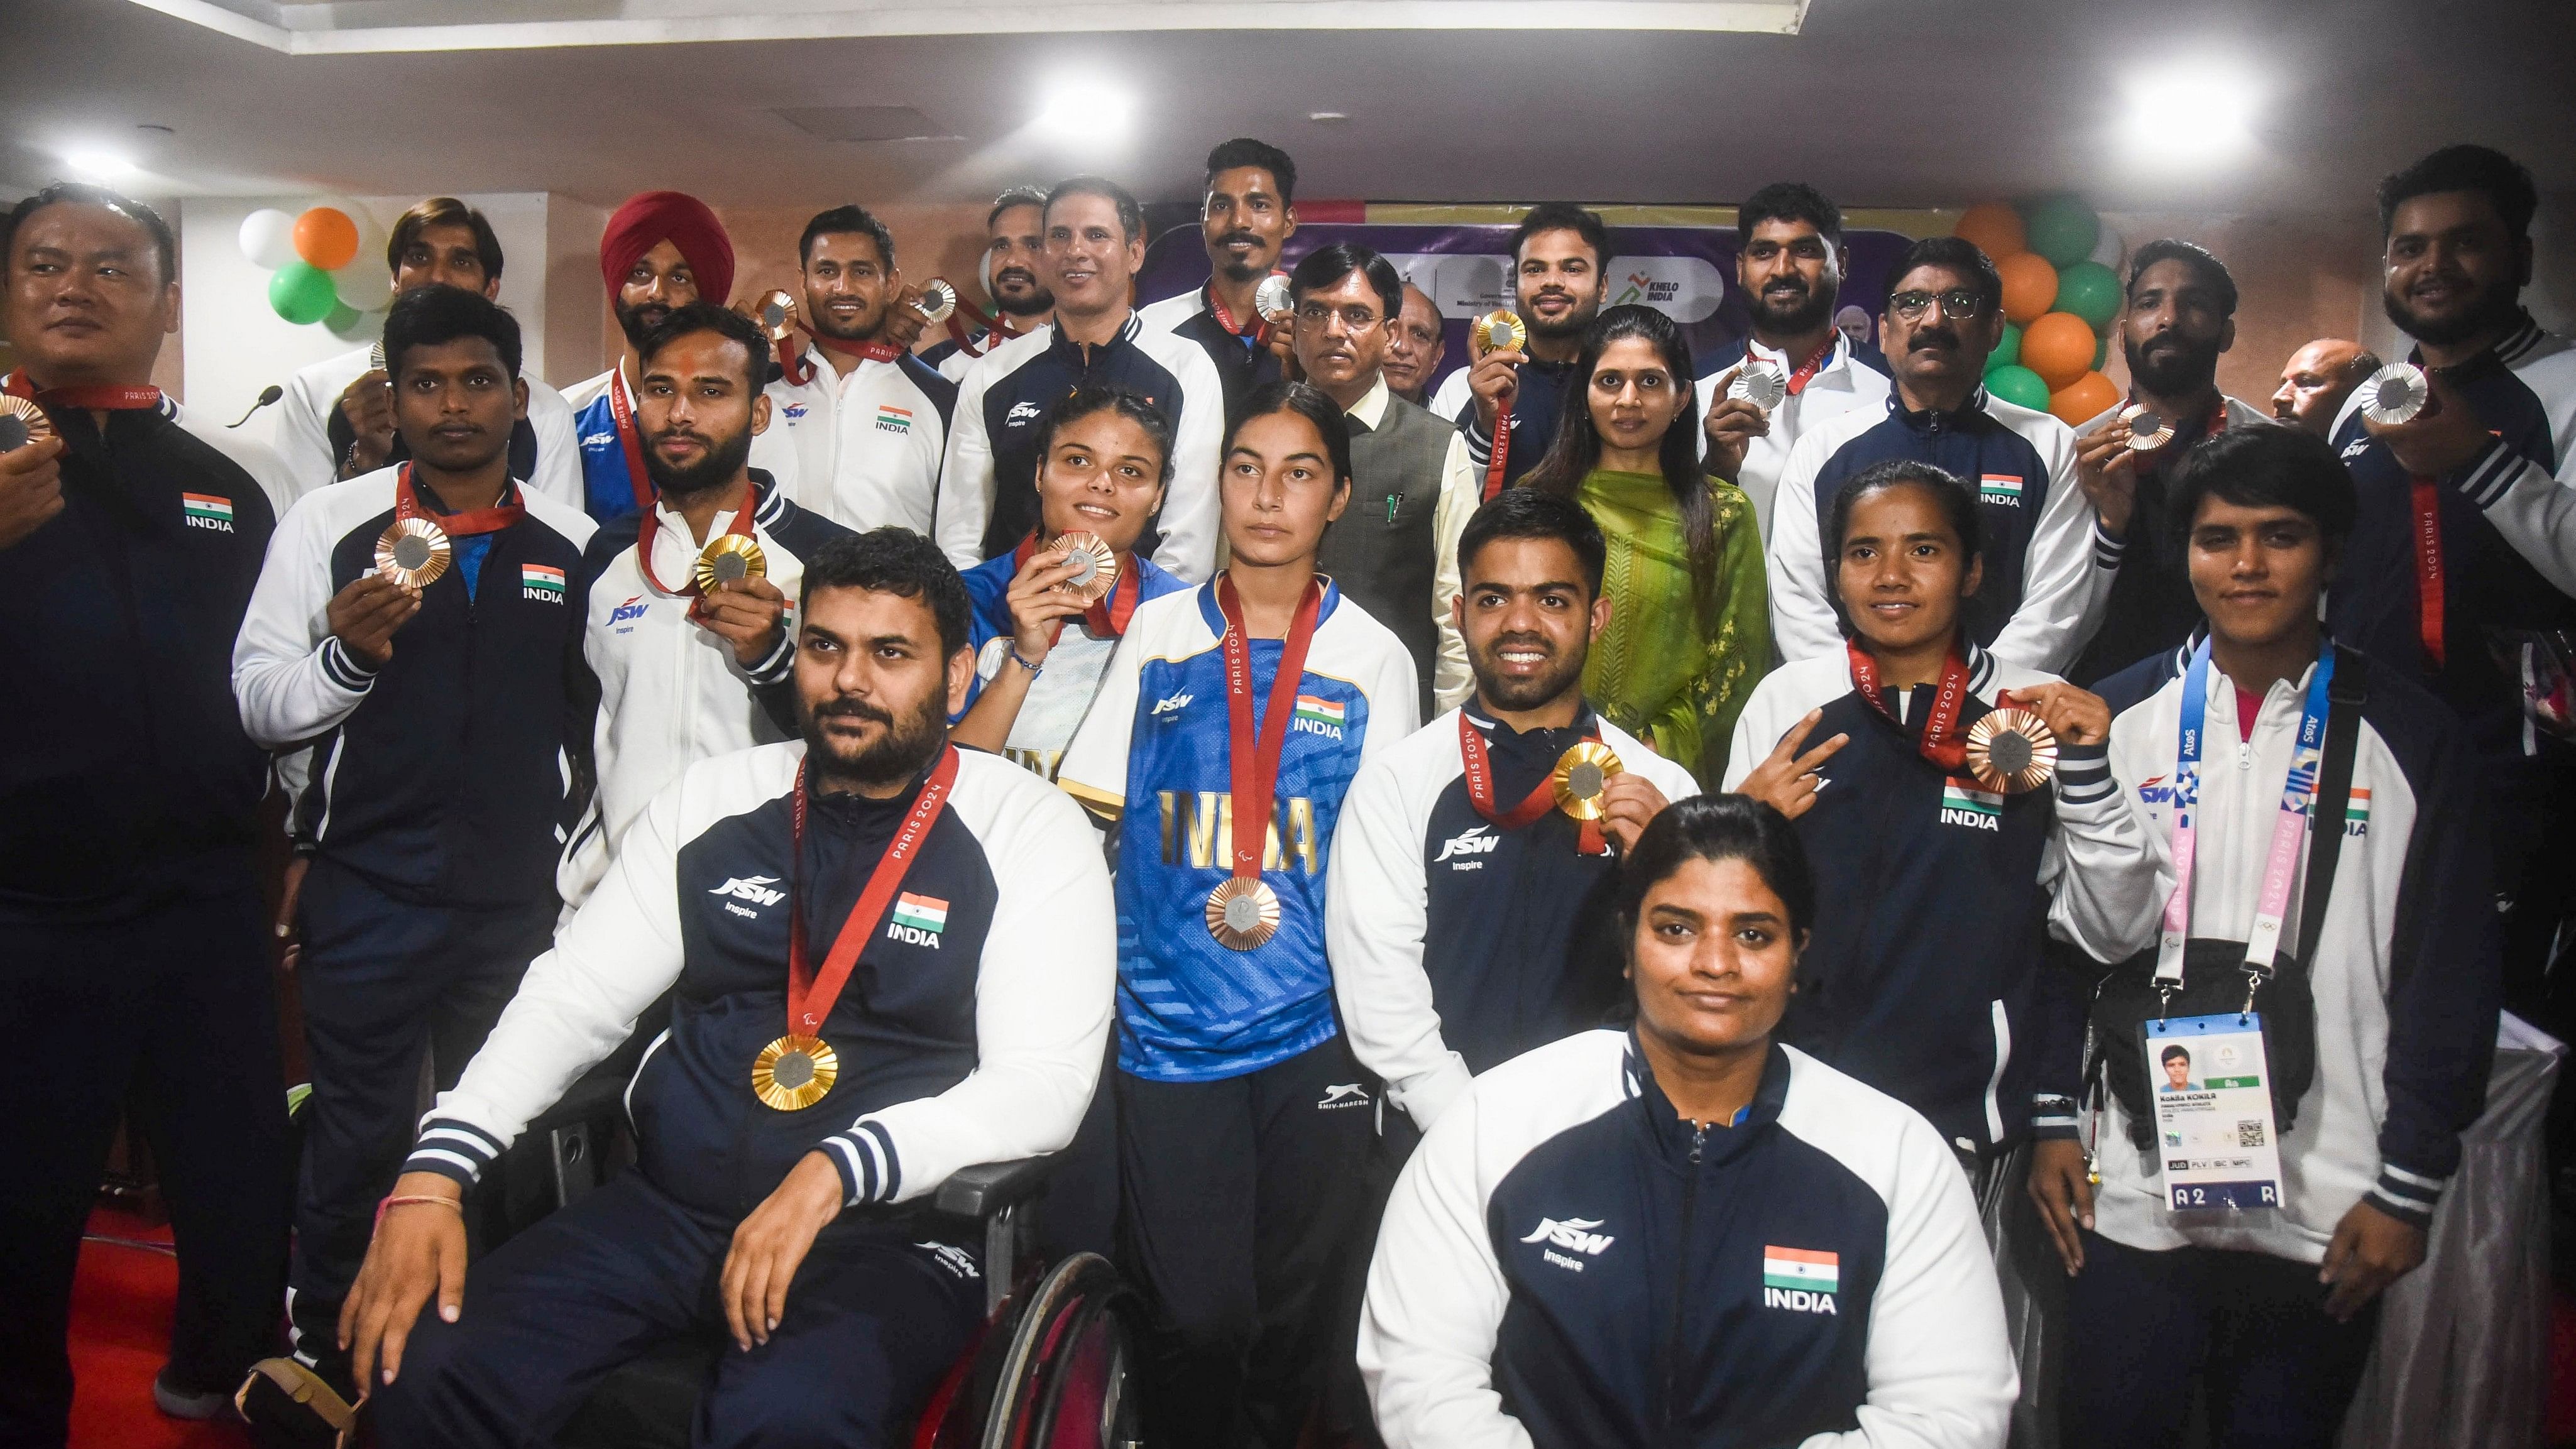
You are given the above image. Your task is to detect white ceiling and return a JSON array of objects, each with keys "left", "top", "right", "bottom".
[{"left": 6, "top": 0, "right": 2571, "bottom": 213}]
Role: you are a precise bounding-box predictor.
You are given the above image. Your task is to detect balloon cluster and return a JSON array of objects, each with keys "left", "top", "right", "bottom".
[
  {"left": 238, "top": 202, "right": 386, "bottom": 332},
  {"left": 1953, "top": 197, "right": 2126, "bottom": 426}
]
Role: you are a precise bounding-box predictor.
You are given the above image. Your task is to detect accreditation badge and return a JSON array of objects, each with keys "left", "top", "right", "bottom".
[
  {"left": 2144, "top": 1014, "right": 2284, "bottom": 1213},
  {"left": 694, "top": 533, "right": 767, "bottom": 595}
]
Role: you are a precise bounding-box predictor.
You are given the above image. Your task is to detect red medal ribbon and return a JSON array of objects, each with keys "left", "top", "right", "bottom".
[
  {"left": 1215, "top": 574, "right": 1324, "bottom": 887},
  {"left": 1012, "top": 533, "right": 1143, "bottom": 639},
  {"left": 1458, "top": 713, "right": 1610, "bottom": 855},
  {"left": 946, "top": 300, "right": 1017, "bottom": 359},
  {"left": 3, "top": 373, "right": 164, "bottom": 412},
  {"left": 1206, "top": 280, "right": 1281, "bottom": 351},
  {"left": 2410, "top": 474, "right": 2447, "bottom": 669},
  {"left": 397, "top": 464, "right": 525, "bottom": 538},
  {"left": 637, "top": 478, "right": 759, "bottom": 614},
  {"left": 1782, "top": 337, "right": 1835, "bottom": 397},
  {"left": 775, "top": 339, "right": 816, "bottom": 388},
  {"left": 786, "top": 746, "right": 961, "bottom": 1036},
  {"left": 1483, "top": 395, "right": 1515, "bottom": 503},
  {"left": 813, "top": 336, "right": 906, "bottom": 366},
  {"left": 605, "top": 368, "right": 655, "bottom": 513},
  {"left": 1846, "top": 638, "right": 1974, "bottom": 772}
]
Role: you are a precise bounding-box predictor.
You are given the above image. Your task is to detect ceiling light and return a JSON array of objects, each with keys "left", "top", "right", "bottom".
[
  {"left": 1308, "top": 111, "right": 1348, "bottom": 123},
  {"left": 1032, "top": 85, "right": 1131, "bottom": 143},
  {"left": 63, "top": 150, "right": 140, "bottom": 182},
  {"left": 2122, "top": 68, "right": 2257, "bottom": 163}
]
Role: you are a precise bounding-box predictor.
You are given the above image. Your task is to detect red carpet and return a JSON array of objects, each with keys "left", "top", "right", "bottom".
[{"left": 68, "top": 1207, "right": 253, "bottom": 1449}]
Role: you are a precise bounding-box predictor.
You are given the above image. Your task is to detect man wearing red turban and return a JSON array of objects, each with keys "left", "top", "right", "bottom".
[{"left": 564, "top": 191, "right": 751, "bottom": 522}]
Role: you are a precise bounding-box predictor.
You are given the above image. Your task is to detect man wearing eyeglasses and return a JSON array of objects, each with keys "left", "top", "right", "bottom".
[
  {"left": 1290, "top": 243, "right": 1471, "bottom": 715},
  {"left": 1767, "top": 236, "right": 2104, "bottom": 673}
]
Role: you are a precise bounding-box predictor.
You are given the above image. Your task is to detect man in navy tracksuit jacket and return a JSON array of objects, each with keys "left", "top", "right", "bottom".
[
  {"left": 1, "top": 184, "right": 294, "bottom": 1443},
  {"left": 231, "top": 288, "right": 598, "bottom": 1384},
  {"left": 1428, "top": 204, "right": 1609, "bottom": 494}
]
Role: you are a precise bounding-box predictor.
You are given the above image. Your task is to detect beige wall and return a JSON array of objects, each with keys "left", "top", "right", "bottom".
[{"left": 2096, "top": 209, "right": 2387, "bottom": 407}]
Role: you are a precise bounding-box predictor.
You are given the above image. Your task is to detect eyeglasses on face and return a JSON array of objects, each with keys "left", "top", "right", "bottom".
[{"left": 1887, "top": 288, "right": 1987, "bottom": 322}]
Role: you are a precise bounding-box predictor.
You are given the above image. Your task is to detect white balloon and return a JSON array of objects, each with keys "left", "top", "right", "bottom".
[
  {"left": 2088, "top": 225, "right": 2125, "bottom": 271},
  {"left": 238, "top": 208, "right": 298, "bottom": 269},
  {"left": 332, "top": 260, "right": 388, "bottom": 312}
]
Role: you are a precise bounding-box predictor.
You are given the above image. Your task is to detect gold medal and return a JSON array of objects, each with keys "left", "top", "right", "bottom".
[
  {"left": 1472, "top": 309, "right": 1528, "bottom": 358},
  {"left": 1963, "top": 708, "right": 2059, "bottom": 794},
  {"left": 1252, "top": 274, "right": 1295, "bottom": 325},
  {"left": 913, "top": 278, "right": 958, "bottom": 326},
  {"left": 1550, "top": 741, "right": 1624, "bottom": 820},
  {"left": 1729, "top": 359, "right": 1789, "bottom": 411},
  {"left": 1205, "top": 877, "right": 1281, "bottom": 951},
  {"left": 1050, "top": 530, "right": 1119, "bottom": 604},
  {"left": 2360, "top": 361, "right": 2430, "bottom": 426},
  {"left": 750, "top": 289, "right": 799, "bottom": 344},
  {"left": 693, "top": 533, "right": 767, "bottom": 596},
  {"left": 751, "top": 1032, "right": 840, "bottom": 1112},
  {"left": 375, "top": 516, "right": 452, "bottom": 589},
  {"left": 2118, "top": 403, "right": 2174, "bottom": 452},
  {"left": 0, "top": 396, "right": 53, "bottom": 454}
]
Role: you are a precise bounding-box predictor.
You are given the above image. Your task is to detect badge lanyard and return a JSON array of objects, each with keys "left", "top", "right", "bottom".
[
  {"left": 395, "top": 464, "right": 524, "bottom": 539},
  {"left": 2156, "top": 638, "right": 2338, "bottom": 988},
  {"left": 784, "top": 747, "right": 960, "bottom": 1036},
  {"left": 1216, "top": 575, "right": 1324, "bottom": 887},
  {"left": 635, "top": 478, "right": 757, "bottom": 610},
  {"left": 1012, "top": 533, "right": 1142, "bottom": 638},
  {"left": 1845, "top": 640, "right": 1975, "bottom": 772},
  {"left": 1457, "top": 713, "right": 1609, "bottom": 855},
  {"left": 604, "top": 368, "right": 656, "bottom": 514}
]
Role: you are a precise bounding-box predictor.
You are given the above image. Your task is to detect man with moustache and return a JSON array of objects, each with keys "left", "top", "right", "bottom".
[
  {"left": 1768, "top": 236, "right": 2103, "bottom": 673},
  {"left": 1692, "top": 183, "right": 1894, "bottom": 539},
  {"left": 1382, "top": 282, "right": 1447, "bottom": 408},
  {"left": 1141, "top": 139, "right": 1298, "bottom": 416},
  {"left": 757, "top": 205, "right": 956, "bottom": 532},
  {"left": 2068, "top": 240, "right": 2276, "bottom": 684},
  {"left": 1, "top": 182, "right": 290, "bottom": 1441},
  {"left": 938, "top": 175, "right": 1224, "bottom": 582},
  {"left": 341, "top": 527, "right": 1112, "bottom": 1448},
  {"left": 1429, "top": 204, "right": 1608, "bottom": 495},
  {"left": 1293, "top": 243, "right": 1474, "bottom": 713},
  {"left": 924, "top": 185, "right": 1053, "bottom": 383},
  {"left": 274, "top": 198, "right": 584, "bottom": 507},
  {"left": 562, "top": 303, "right": 854, "bottom": 910},
  {"left": 2325, "top": 143, "right": 2576, "bottom": 1004},
  {"left": 2274, "top": 338, "right": 2380, "bottom": 435},
  {"left": 231, "top": 286, "right": 597, "bottom": 1398}
]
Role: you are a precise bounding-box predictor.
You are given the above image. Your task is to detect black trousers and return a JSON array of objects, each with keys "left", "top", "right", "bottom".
[
  {"left": 285, "top": 859, "right": 554, "bottom": 1366},
  {"left": 0, "top": 883, "right": 292, "bottom": 1449},
  {"left": 375, "top": 1171, "right": 983, "bottom": 1449},
  {"left": 2061, "top": 1229, "right": 2383, "bottom": 1449},
  {"left": 1115, "top": 1035, "right": 1378, "bottom": 1449}
]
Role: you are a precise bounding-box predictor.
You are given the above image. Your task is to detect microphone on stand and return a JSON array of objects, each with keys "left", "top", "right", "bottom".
[{"left": 229, "top": 385, "right": 283, "bottom": 428}]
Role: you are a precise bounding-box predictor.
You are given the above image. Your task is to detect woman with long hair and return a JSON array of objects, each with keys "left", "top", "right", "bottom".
[{"left": 1518, "top": 304, "right": 1768, "bottom": 784}]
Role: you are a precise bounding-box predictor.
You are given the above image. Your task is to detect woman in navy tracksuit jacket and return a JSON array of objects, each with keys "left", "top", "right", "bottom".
[{"left": 1359, "top": 794, "right": 2015, "bottom": 1449}]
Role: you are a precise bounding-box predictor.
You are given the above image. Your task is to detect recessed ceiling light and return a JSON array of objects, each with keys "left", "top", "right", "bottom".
[
  {"left": 1308, "top": 111, "right": 1348, "bottom": 123},
  {"left": 2123, "top": 68, "right": 2256, "bottom": 163},
  {"left": 1033, "top": 84, "right": 1132, "bottom": 143}
]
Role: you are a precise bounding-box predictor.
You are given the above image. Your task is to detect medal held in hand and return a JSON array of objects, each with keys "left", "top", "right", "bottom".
[
  {"left": 375, "top": 517, "right": 452, "bottom": 589},
  {"left": 1252, "top": 274, "right": 1295, "bottom": 325},
  {"left": 368, "top": 341, "right": 388, "bottom": 373},
  {"left": 694, "top": 533, "right": 767, "bottom": 596},
  {"left": 913, "top": 278, "right": 959, "bottom": 325},
  {"left": 1963, "top": 708, "right": 2059, "bottom": 794},
  {"left": 750, "top": 290, "right": 799, "bottom": 344},
  {"left": 1472, "top": 309, "right": 1528, "bottom": 358},
  {"left": 1205, "top": 576, "right": 1323, "bottom": 951},
  {"left": 1050, "top": 530, "right": 1119, "bottom": 605},
  {"left": 1550, "top": 740, "right": 1624, "bottom": 820},
  {"left": 1729, "top": 359, "right": 1789, "bottom": 411},
  {"left": 2118, "top": 403, "right": 2175, "bottom": 452},
  {"left": 2360, "top": 361, "right": 2431, "bottom": 426},
  {"left": 0, "top": 396, "right": 54, "bottom": 453}
]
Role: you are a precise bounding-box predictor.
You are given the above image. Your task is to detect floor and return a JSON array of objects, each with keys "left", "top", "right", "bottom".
[{"left": 68, "top": 1208, "right": 253, "bottom": 1449}]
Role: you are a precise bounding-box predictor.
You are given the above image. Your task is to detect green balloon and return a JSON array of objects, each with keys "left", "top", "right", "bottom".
[
  {"left": 2023, "top": 194, "right": 2101, "bottom": 268},
  {"left": 1985, "top": 364, "right": 2051, "bottom": 412},
  {"left": 268, "top": 262, "right": 337, "bottom": 325},
  {"left": 1987, "top": 321, "right": 2022, "bottom": 375},
  {"left": 2054, "top": 261, "right": 2122, "bottom": 331}
]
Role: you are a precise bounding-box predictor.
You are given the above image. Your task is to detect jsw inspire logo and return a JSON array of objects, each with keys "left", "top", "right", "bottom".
[
  {"left": 1522, "top": 1216, "right": 1616, "bottom": 1271},
  {"left": 709, "top": 875, "right": 787, "bottom": 911},
  {"left": 1435, "top": 824, "right": 1500, "bottom": 867}
]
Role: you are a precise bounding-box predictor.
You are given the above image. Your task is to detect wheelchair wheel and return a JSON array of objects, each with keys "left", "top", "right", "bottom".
[{"left": 976, "top": 1253, "right": 1143, "bottom": 1449}]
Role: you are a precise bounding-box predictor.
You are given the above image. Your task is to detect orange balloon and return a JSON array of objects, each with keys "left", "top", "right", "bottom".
[
  {"left": 2049, "top": 369, "right": 2121, "bottom": 427},
  {"left": 292, "top": 207, "right": 361, "bottom": 272},
  {"left": 1997, "top": 252, "right": 2059, "bottom": 325},
  {"left": 2019, "top": 312, "right": 2098, "bottom": 390},
  {"left": 1954, "top": 202, "right": 2027, "bottom": 261}
]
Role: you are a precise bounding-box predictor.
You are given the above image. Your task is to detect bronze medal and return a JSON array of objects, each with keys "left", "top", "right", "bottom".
[
  {"left": 1729, "top": 359, "right": 1789, "bottom": 411},
  {"left": 751, "top": 1032, "right": 840, "bottom": 1112},
  {"left": 0, "top": 396, "right": 53, "bottom": 454},
  {"left": 693, "top": 533, "right": 767, "bottom": 596},
  {"left": 2118, "top": 403, "right": 2174, "bottom": 452},
  {"left": 1050, "top": 530, "right": 1119, "bottom": 605},
  {"left": 913, "top": 279, "right": 958, "bottom": 326},
  {"left": 1472, "top": 309, "right": 1528, "bottom": 358},
  {"left": 375, "top": 516, "right": 452, "bottom": 589},
  {"left": 2360, "top": 362, "right": 2430, "bottom": 426},
  {"left": 1205, "top": 877, "right": 1283, "bottom": 951},
  {"left": 1963, "top": 708, "right": 2059, "bottom": 794},
  {"left": 750, "top": 289, "right": 799, "bottom": 344},
  {"left": 1550, "top": 741, "right": 1624, "bottom": 821}
]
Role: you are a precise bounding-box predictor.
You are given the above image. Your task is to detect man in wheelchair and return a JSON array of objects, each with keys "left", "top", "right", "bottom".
[{"left": 337, "top": 529, "right": 1116, "bottom": 1447}]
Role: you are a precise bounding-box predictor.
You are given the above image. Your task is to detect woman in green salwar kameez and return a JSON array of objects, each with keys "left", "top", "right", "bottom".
[{"left": 1520, "top": 305, "right": 1770, "bottom": 785}]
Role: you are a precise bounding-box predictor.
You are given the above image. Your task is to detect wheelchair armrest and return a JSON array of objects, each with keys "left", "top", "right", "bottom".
[{"left": 933, "top": 1157, "right": 1054, "bottom": 1222}]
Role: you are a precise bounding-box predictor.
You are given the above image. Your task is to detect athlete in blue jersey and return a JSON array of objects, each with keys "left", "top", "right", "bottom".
[
  {"left": 561, "top": 191, "right": 740, "bottom": 525},
  {"left": 1059, "top": 381, "right": 1418, "bottom": 1446}
]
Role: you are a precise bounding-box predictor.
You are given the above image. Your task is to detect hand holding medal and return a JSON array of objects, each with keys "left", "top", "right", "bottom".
[
  {"left": 999, "top": 533, "right": 1111, "bottom": 670},
  {"left": 1701, "top": 364, "right": 1774, "bottom": 483},
  {"left": 1469, "top": 310, "right": 1529, "bottom": 499},
  {"left": 0, "top": 395, "right": 66, "bottom": 550},
  {"left": 1967, "top": 681, "right": 2110, "bottom": 794},
  {"left": 2359, "top": 360, "right": 2491, "bottom": 479}
]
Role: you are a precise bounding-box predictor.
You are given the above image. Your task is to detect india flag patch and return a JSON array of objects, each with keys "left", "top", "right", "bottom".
[
  {"left": 2345, "top": 787, "right": 2370, "bottom": 824},
  {"left": 181, "top": 492, "right": 233, "bottom": 522},
  {"left": 521, "top": 564, "right": 567, "bottom": 596},
  {"left": 875, "top": 403, "right": 913, "bottom": 434},
  {"left": 1941, "top": 779, "right": 2004, "bottom": 816},
  {"left": 891, "top": 893, "right": 948, "bottom": 934},
  {"left": 1763, "top": 1246, "right": 1838, "bottom": 1294},
  {"left": 1293, "top": 695, "right": 1345, "bottom": 728},
  {"left": 1977, "top": 473, "right": 2023, "bottom": 506}
]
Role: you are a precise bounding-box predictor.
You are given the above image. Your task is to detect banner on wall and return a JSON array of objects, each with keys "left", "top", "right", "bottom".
[{"left": 1137, "top": 203, "right": 1956, "bottom": 395}]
